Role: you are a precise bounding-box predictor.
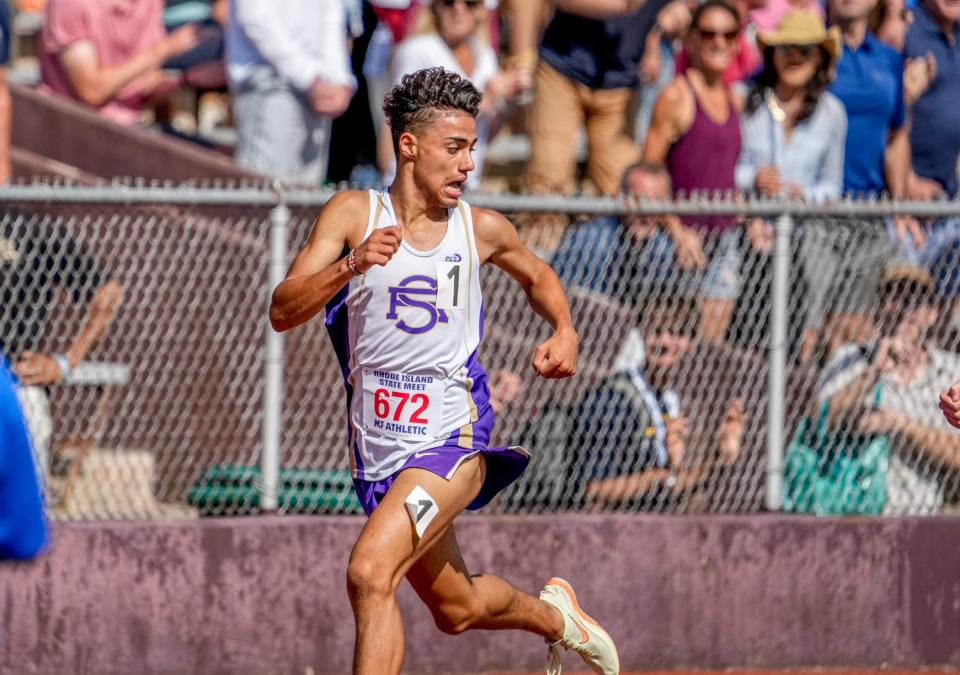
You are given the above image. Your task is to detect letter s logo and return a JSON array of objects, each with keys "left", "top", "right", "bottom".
[{"left": 386, "top": 275, "right": 449, "bottom": 334}]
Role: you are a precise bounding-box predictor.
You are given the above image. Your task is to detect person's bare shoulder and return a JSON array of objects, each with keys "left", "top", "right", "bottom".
[
  {"left": 470, "top": 206, "right": 518, "bottom": 263},
  {"left": 655, "top": 77, "right": 693, "bottom": 113},
  {"left": 319, "top": 189, "right": 371, "bottom": 246},
  {"left": 651, "top": 76, "right": 695, "bottom": 139}
]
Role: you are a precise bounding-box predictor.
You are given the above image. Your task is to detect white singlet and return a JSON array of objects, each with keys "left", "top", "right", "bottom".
[{"left": 325, "top": 189, "right": 489, "bottom": 481}]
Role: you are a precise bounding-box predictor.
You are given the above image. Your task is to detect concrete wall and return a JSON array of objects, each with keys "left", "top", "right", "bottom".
[{"left": 2, "top": 515, "right": 959, "bottom": 674}]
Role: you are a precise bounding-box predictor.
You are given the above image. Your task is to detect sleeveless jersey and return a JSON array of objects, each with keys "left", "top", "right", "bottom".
[{"left": 325, "top": 190, "right": 487, "bottom": 481}]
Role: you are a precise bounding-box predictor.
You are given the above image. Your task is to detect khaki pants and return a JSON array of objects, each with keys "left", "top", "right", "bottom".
[{"left": 524, "top": 61, "right": 640, "bottom": 196}]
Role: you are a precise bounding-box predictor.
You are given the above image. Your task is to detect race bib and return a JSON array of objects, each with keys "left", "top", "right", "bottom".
[{"left": 362, "top": 369, "right": 444, "bottom": 440}]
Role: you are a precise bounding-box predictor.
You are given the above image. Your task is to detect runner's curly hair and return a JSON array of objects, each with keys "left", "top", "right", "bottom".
[{"left": 383, "top": 67, "right": 482, "bottom": 151}]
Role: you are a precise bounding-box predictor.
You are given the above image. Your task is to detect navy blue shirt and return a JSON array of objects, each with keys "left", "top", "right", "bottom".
[
  {"left": 539, "top": 1, "right": 668, "bottom": 90},
  {"left": 829, "top": 33, "right": 906, "bottom": 195},
  {"left": 905, "top": 3, "right": 960, "bottom": 196},
  {"left": 0, "top": 0, "right": 9, "bottom": 66}
]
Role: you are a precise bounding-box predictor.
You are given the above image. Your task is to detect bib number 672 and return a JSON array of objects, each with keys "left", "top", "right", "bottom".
[{"left": 374, "top": 388, "right": 430, "bottom": 424}]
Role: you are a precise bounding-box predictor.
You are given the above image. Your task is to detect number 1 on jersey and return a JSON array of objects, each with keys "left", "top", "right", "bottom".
[{"left": 436, "top": 261, "right": 465, "bottom": 309}]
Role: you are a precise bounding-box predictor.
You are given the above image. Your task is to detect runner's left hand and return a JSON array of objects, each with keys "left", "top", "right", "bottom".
[{"left": 532, "top": 329, "right": 578, "bottom": 379}]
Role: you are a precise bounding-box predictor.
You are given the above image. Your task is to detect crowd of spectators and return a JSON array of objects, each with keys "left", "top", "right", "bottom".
[{"left": 3, "top": 0, "right": 960, "bottom": 517}]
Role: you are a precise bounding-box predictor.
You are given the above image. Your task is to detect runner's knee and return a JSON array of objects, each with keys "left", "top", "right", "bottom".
[
  {"left": 346, "top": 553, "right": 393, "bottom": 600},
  {"left": 432, "top": 596, "right": 486, "bottom": 635}
]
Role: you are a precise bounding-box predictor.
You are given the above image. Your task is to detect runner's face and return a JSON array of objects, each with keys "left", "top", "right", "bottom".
[{"left": 409, "top": 110, "right": 477, "bottom": 207}]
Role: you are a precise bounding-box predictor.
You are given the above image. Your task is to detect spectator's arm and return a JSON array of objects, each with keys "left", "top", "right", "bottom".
[
  {"left": 232, "top": 0, "right": 356, "bottom": 92},
  {"left": 585, "top": 462, "right": 722, "bottom": 504},
  {"left": 642, "top": 79, "right": 690, "bottom": 163},
  {"left": 502, "top": 0, "right": 549, "bottom": 66},
  {"left": 735, "top": 141, "right": 760, "bottom": 194},
  {"left": 554, "top": 0, "right": 646, "bottom": 18},
  {"left": 884, "top": 124, "right": 911, "bottom": 198},
  {"left": 58, "top": 36, "right": 185, "bottom": 107},
  {"left": 805, "top": 102, "right": 846, "bottom": 202},
  {"left": 0, "top": 69, "right": 10, "bottom": 185},
  {"left": 896, "top": 419, "right": 960, "bottom": 470},
  {"left": 63, "top": 280, "right": 122, "bottom": 370},
  {"left": 883, "top": 54, "right": 910, "bottom": 197},
  {"left": 12, "top": 279, "right": 121, "bottom": 385}
]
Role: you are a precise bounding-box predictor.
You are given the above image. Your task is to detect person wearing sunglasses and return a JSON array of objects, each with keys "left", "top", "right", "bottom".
[
  {"left": 386, "top": 0, "right": 529, "bottom": 189},
  {"left": 736, "top": 11, "right": 848, "bottom": 363},
  {"left": 675, "top": 0, "right": 767, "bottom": 83},
  {"left": 642, "top": 0, "right": 747, "bottom": 345}
]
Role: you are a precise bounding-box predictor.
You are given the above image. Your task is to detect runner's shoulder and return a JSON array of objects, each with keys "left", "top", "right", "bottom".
[
  {"left": 321, "top": 189, "right": 371, "bottom": 220},
  {"left": 470, "top": 206, "right": 517, "bottom": 258},
  {"left": 470, "top": 206, "right": 514, "bottom": 238},
  {"left": 317, "top": 190, "right": 371, "bottom": 242}
]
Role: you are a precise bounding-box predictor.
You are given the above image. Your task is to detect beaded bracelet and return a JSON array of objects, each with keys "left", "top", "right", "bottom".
[{"left": 346, "top": 249, "right": 361, "bottom": 276}]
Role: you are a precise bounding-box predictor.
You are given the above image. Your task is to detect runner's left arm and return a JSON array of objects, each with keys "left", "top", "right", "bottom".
[{"left": 473, "top": 207, "right": 578, "bottom": 379}]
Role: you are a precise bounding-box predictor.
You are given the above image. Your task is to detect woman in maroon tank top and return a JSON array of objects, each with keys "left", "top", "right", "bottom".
[{"left": 642, "top": 0, "right": 766, "bottom": 344}]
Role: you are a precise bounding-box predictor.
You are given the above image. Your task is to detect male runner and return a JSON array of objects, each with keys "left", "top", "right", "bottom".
[{"left": 270, "top": 67, "right": 619, "bottom": 675}]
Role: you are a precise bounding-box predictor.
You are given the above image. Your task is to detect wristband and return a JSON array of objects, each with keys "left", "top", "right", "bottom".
[
  {"left": 54, "top": 353, "right": 72, "bottom": 378},
  {"left": 346, "top": 249, "right": 362, "bottom": 276}
]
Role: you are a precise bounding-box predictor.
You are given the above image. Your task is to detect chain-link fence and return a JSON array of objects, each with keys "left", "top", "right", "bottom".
[{"left": 3, "top": 185, "right": 960, "bottom": 520}]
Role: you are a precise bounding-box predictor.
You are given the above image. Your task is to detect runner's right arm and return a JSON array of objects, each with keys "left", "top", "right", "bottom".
[{"left": 269, "top": 191, "right": 401, "bottom": 332}]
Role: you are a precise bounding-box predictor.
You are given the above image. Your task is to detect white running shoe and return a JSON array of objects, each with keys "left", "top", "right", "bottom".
[{"left": 539, "top": 577, "right": 620, "bottom": 675}]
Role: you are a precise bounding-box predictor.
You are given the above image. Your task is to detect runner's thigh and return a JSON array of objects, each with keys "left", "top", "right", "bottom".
[
  {"left": 350, "top": 455, "right": 486, "bottom": 588},
  {"left": 406, "top": 526, "right": 479, "bottom": 616}
]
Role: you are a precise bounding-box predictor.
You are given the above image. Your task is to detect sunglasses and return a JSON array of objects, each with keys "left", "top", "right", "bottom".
[
  {"left": 697, "top": 28, "right": 739, "bottom": 43},
  {"left": 774, "top": 44, "right": 820, "bottom": 57},
  {"left": 439, "top": 0, "right": 482, "bottom": 7}
]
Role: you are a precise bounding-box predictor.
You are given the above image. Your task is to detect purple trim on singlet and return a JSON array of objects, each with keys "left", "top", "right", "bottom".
[
  {"left": 666, "top": 80, "right": 742, "bottom": 233},
  {"left": 324, "top": 284, "right": 366, "bottom": 477},
  {"left": 324, "top": 285, "right": 351, "bottom": 378}
]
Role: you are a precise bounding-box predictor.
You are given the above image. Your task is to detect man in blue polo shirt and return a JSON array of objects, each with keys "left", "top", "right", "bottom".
[
  {"left": 829, "top": 0, "right": 909, "bottom": 199},
  {"left": 896, "top": 0, "right": 960, "bottom": 285},
  {"left": 906, "top": 0, "right": 960, "bottom": 200},
  {"left": 823, "top": 0, "right": 923, "bottom": 347}
]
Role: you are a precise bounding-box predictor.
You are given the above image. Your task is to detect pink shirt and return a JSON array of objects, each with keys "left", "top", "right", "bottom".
[
  {"left": 750, "top": 0, "right": 825, "bottom": 33},
  {"left": 39, "top": 0, "right": 167, "bottom": 125}
]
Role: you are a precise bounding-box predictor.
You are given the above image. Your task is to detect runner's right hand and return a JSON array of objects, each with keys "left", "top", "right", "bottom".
[{"left": 351, "top": 226, "right": 402, "bottom": 273}]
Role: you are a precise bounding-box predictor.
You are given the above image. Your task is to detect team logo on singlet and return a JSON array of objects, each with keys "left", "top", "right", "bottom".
[{"left": 387, "top": 275, "right": 449, "bottom": 334}]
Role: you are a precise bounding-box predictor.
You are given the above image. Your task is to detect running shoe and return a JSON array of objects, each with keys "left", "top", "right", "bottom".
[{"left": 539, "top": 577, "right": 620, "bottom": 674}]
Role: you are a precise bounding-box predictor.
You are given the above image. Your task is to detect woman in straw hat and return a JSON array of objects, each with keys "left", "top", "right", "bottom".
[{"left": 735, "top": 10, "right": 852, "bottom": 363}]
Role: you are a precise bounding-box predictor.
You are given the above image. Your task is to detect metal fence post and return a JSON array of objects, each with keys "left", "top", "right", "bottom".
[
  {"left": 765, "top": 213, "right": 793, "bottom": 511},
  {"left": 261, "top": 202, "right": 290, "bottom": 513}
]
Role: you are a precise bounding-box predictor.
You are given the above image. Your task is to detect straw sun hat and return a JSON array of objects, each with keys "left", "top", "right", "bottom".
[{"left": 756, "top": 10, "right": 842, "bottom": 64}]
